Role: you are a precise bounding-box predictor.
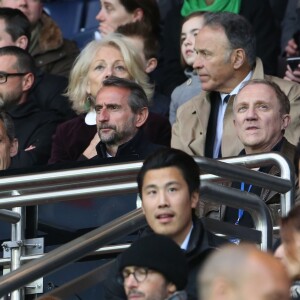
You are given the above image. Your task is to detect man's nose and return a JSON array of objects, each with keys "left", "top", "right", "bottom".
[
  {"left": 125, "top": 274, "right": 138, "bottom": 289},
  {"left": 158, "top": 191, "right": 170, "bottom": 208},
  {"left": 97, "top": 108, "right": 109, "bottom": 122},
  {"left": 245, "top": 107, "right": 257, "bottom": 120},
  {"left": 193, "top": 54, "right": 203, "bottom": 69}
]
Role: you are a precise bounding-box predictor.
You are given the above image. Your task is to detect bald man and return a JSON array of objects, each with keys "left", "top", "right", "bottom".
[{"left": 198, "top": 244, "right": 291, "bottom": 300}]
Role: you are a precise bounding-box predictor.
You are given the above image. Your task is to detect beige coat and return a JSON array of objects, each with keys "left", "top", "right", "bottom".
[{"left": 171, "top": 58, "right": 300, "bottom": 157}]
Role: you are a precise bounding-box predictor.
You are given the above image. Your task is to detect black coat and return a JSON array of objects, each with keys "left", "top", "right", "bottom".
[
  {"left": 30, "top": 69, "right": 76, "bottom": 121},
  {"left": 95, "top": 129, "right": 164, "bottom": 161},
  {"left": 103, "top": 217, "right": 226, "bottom": 300},
  {"left": 9, "top": 101, "right": 61, "bottom": 169}
]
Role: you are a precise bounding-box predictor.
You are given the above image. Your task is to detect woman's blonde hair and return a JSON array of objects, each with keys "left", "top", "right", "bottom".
[{"left": 66, "top": 33, "right": 153, "bottom": 114}]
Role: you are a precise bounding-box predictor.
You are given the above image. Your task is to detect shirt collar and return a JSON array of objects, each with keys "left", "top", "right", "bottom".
[
  {"left": 180, "top": 224, "right": 193, "bottom": 250},
  {"left": 220, "top": 70, "right": 253, "bottom": 100}
]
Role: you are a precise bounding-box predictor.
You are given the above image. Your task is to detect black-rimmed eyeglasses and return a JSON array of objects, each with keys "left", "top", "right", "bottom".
[
  {"left": 118, "top": 267, "right": 151, "bottom": 284},
  {"left": 0, "top": 72, "right": 28, "bottom": 84}
]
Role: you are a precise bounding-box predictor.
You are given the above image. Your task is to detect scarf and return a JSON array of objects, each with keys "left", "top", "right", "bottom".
[{"left": 181, "top": 0, "right": 241, "bottom": 17}]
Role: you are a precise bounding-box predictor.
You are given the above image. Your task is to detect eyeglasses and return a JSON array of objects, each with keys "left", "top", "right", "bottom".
[
  {"left": 119, "top": 267, "right": 150, "bottom": 284},
  {"left": 0, "top": 72, "right": 28, "bottom": 84}
]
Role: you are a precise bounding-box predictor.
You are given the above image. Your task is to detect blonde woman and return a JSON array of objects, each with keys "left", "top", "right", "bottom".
[{"left": 49, "top": 34, "right": 170, "bottom": 164}]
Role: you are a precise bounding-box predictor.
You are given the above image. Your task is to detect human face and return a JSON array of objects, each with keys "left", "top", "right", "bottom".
[
  {"left": 86, "top": 45, "right": 130, "bottom": 98},
  {"left": 95, "top": 86, "right": 145, "bottom": 155},
  {"left": 0, "top": 120, "right": 17, "bottom": 170},
  {"left": 96, "top": 0, "right": 137, "bottom": 36},
  {"left": 141, "top": 167, "right": 199, "bottom": 245},
  {"left": 123, "top": 266, "right": 174, "bottom": 300},
  {"left": 233, "top": 254, "right": 290, "bottom": 300},
  {"left": 181, "top": 15, "right": 204, "bottom": 66},
  {"left": 0, "top": 0, "right": 43, "bottom": 25},
  {"left": 193, "top": 26, "right": 236, "bottom": 93},
  {"left": 0, "top": 55, "right": 28, "bottom": 110},
  {"left": 233, "top": 84, "right": 290, "bottom": 154}
]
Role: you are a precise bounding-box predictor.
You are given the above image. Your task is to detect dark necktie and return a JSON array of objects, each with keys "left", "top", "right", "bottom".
[{"left": 205, "top": 94, "right": 230, "bottom": 158}]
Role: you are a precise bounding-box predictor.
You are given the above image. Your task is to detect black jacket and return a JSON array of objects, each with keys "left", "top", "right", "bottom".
[
  {"left": 9, "top": 101, "right": 61, "bottom": 169},
  {"left": 95, "top": 129, "right": 164, "bottom": 161},
  {"left": 30, "top": 69, "right": 76, "bottom": 121},
  {"left": 103, "top": 217, "right": 226, "bottom": 300}
]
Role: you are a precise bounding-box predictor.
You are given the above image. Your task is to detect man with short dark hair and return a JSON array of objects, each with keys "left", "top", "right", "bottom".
[
  {"left": 0, "top": 46, "right": 60, "bottom": 168},
  {"left": 104, "top": 148, "right": 225, "bottom": 300},
  {"left": 172, "top": 12, "right": 300, "bottom": 158},
  {"left": 119, "top": 234, "right": 188, "bottom": 300},
  {"left": 92, "top": 76, "right": 163, "bottom": 160},
  {"left": 0, "top": 0, "right": 79, "bottom": 78},
  {"left": 0, "top": 7, "right": 75, "bottom": 121}
]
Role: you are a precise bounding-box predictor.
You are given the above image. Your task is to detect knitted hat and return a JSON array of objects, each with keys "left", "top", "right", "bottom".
[{"left": 119, "top": 234, "right": 188, "bottom": 290}]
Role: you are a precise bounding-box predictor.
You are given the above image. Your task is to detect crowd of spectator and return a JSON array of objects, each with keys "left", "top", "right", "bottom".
[{"left": 1, "top": 0, "right": 300, "bottom": 299}]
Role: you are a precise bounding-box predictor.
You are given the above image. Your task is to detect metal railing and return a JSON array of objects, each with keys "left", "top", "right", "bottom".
[{"left": 0, "top": 152, "right": 294, "bottom": 299}]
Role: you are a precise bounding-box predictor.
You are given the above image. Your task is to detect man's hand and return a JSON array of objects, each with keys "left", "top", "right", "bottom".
[{"left": 82, "top": 133, "right": 100, "bottom": 159}]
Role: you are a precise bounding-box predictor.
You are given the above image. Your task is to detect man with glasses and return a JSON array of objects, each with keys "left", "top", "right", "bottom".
[
  {"left": 0, "top": 7, "right": 75, "bottom": 122},
  {"left": 0, "top": 46, "right": 60, "bottom": 168},
  {"left": 118, "top": 234, "right": 188, "bottom": 300}
]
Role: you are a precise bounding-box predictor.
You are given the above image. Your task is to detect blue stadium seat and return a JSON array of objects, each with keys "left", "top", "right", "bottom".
[
  {"left": 84, "top": 0, "right": 100, "bottom": 30},
  {"left": 44, "top": 0, "right": 84, "bottom": 39}
]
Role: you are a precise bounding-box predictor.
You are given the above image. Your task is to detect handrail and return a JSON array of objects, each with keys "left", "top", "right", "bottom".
[
  {"left": 0, "top": 209, "right": 146, "bottom": 298},
  {"left": 0, "top": 152, "right": 294, "bottom": 298},
  {"left": 200, "top": 182, "right": 273, "bottom": 250},
  {"left": 199, "top": 152, "right": 295, "bottom": 216},
  {"left": 0, "top": 182, "right": 273, "bottom": 298},
  {"left": 0, "top": 209, "right": 20, "bottom": 224}
]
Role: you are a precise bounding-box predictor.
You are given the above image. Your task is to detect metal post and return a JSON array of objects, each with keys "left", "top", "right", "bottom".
[{"left": 10, "top": 206, "right": 25, "bottom": 300}]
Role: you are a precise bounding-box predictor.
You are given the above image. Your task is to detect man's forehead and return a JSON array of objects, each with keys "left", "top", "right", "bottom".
[
  {"left": 96, "top": 86, "right": 130, "bottom": 103},
  {"left": 143, "top": 167, "right": 185, "bottom": 184},
  {"left": 0, "top": 54, "right": 17, "bottom": 67}
]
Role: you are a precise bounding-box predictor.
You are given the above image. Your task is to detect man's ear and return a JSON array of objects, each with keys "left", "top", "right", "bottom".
[
  {"left": 22, "top": 72, "right": 34, "bottom": 91},
  {"left": 132, "top": 8, "right": 144, "bottom": 22},
  {"left": 167, "top": 282, "right": 177, "bottom": 295},
  {"left": 135, "top": 107, "right": 149, "bottom": 128},
  {"left": 191, "top": 191, "right": 200, "bottom": 209},
  {"left": 281, "top": 114, "right": 291, "bottom": 130},
  {"left": 15, "top": 35, "right": 29, "bottom": 50},
  {"left": 10, "top": 138, "right": 18, "bottom": 157},
  {"left": 232, "top": 48, "right": 245, "bottom": 69},
  {"left": 145, "top": 58, "right": 158, "bottom": 74}
]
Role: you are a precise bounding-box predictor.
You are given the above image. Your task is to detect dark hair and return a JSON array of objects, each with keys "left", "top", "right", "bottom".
[
  {"left": 0, "top": 111, "right": 15, "bottom": 142},
  {"left": 137, "top": 148, "right": 200, "bottom": 197},
  {"left": 238, "top": 79, "right": 290, "bottom": 115},
  {"left": 116, "top": 21, "right": 159, "bottom": 60},
  {"left": 100, "top": 76, "right": 149, "bottom": 113},
  {"left": 119, "top": 0, "right": 160, "bottom": 38},
  {"left": 0, "top": 8, "right": 31, "bottom": 50},
  {"left": 0, "top": 46, "right": 35, "bottom": 73},
  {"left": 203, "top": 12, "right": 256, "bottom": 68}
]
